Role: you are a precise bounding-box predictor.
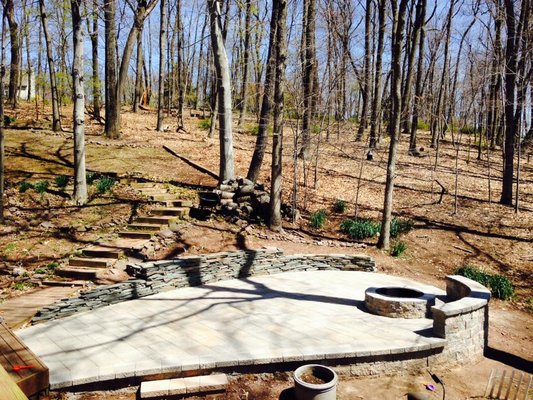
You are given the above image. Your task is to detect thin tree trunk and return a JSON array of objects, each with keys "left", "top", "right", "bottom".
[
  {"left": 208, "top": 0, "right": 235, "bottom": 182},
  {"left": 71, "top": 0, "right": 87, "bottom": 205},
  {"left": 133, "top": 29, "right": 143, "bottom": 112},
  {"left": 156, "top": 0, "right": 167, "bottom": 131},
  {"left": 246, "top": 0, "right": 279, "bottom": 182},
  {"left": 377, "top": 0, "right": 408, "bottom": 250},
  {"left": 90, "top": 0, "right": 101, "bottom": 119},
  {"left": 104, "top": 0, "right": 119, "bottom": 138},
  {"left": 369, "top": 0, "right": 386, "bottom": 149},
  {"left": 356, "top": 0, "right": 373, "bottom": 141},
  {"left": 238, "top": 0, "right": 252, "bottom": 127},
  {"left": 39, "top": 0, "right": 61, "bottom": 131},
  {"left": 2, "top": 0, "right": 18, "bottom": 107},
  {"left": 0, "top": 16, "right": 5, "bottom": 223},
  {"left": 269, "top": 0, "right": 287, "bottom": 232}
]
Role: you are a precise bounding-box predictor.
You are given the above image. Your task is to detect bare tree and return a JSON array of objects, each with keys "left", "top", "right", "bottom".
[
  {"left": 237, "top": 0, "right": 252, "bottom": 127},
  {"left": 156, "top": 0, "right": 167, "bottom": 131},
  {"left": 2, "top": 0, "right": 17, "bottom": 107},
  {"left": 356, "top": 0, "right": 373, "bottom": 141},
  {"left": 369, "top": 0, "right": 386, "bottom": 148},
  {"left": 71, "top": 0, "right": 87, "bottom": 205},
  {"left": 208, "top": 0, "right": 235, "bottom": 182},
  {"left": 0, "top": 14, "right": 5, "bottom": 224}
]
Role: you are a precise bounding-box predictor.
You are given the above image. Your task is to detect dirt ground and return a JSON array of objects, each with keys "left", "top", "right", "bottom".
[{"left": 1, "top": 103, "right": 531, "bottom": 399}]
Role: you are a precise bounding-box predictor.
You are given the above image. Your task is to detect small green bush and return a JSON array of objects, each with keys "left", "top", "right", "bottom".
[
  {"left": 310, "top": 210, "right": 327, "bottom": 229},
  {"left": 13, "top": 282, "right": 26, "bottom": 290},
  {"left": 417, "top": 120, "right": 430, "bottom": 130},
  {"left": 390, "top": 241, "right": 407, "bottom": 257},
  {"left": 390, "top": 218, "right": 414, "bottom": 238},
  {"left": 332, "top": 199, "right": 347, "bottom": 213},
  {"left": 4, "top": 115, "right": 15, "bottom": 126},
  {"left": 34, "top": 268, "right": 47, "bottom": 274},
  {"left": 46, "top": 262, "right": 58, "bottom": 271},
  {"left": 198, "top": 118, "right": 211, "bottom": 130},
  {"left": 96, "top": 176, "right": 115, "bottom": 194},
  {"left": 340, "top": 218, "right": 380, "bottom": 240},
  {"left": 86, "top": 171, "right": 98, "bottom": 184},
  {"left": 34, "top": 181, "right": 49, "bottom": 195},
  {"left": 455, "top": 265, "right": 515, "bottom": 300},
  {"left": 489, "top": 274, "right": 515, "bottom": 300},
  {"left": 309, "top": 209, "right": 327, "bottom": 229},
  {"left": 54, "top": 175, "right": 69, "bottom": 188},
  {"left": 18, "top": 181, "right": 34, "bottom": 193}
]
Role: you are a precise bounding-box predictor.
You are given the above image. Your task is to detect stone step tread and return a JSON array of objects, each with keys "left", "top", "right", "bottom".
[
  {"left": 55, "top": 267, "right": 101, "bottom": 280},
  {"left": 101, "top": 238, "right": 149, "bottom": 250},
  {"left": 140, "top": 374, "right": 228, "bottom": 399},
  {"left": 138, "top": 189, "right": 169, "bottom": 194},
  {"left": 118, "top": 231, "right": 155, "bottom": 239},
  {"left": 82, "top": 246, "right": 122, "bottom": 259},
  {"left": 128, "top": 223, "right": 165, "bottom": 231},
  {"left": 165, "top": 200, "right": 194, "bottom": 207},
  {"left": 41, "top": 280, "right": 88, "bottom": 287},
  {"left": 135, "top": 216, "right": 178, "bottom": 224},
  {"left": 149, "top": 193, "right": 183, "bottom": 201},
  {"left": 130, "top": 182, "right": 160, "bottom": 188},
  {"left": 150, "top": 207, "right": 189, "bottom": 216},
  {"left": 68, "top": 257, "right": 115, "bottom": 268}
]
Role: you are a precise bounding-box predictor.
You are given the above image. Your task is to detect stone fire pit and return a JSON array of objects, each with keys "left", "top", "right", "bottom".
[{"left": 365, "top": 286, "right": 436, "bottom": 318}]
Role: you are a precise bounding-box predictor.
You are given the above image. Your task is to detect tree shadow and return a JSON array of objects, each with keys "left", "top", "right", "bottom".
[{"left": 485, "top": 347, "right": 533, "bottom": 374}]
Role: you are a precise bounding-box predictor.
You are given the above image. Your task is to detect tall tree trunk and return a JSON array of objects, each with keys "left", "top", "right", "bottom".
[
  {"left": 2, "top": 0, "right": 18, "bottom": 107},
  {"left": 408, "top": 0, "right": 427, "bottom": 153},
  {"left": 369, "top": 0, "right": 386, "bottom": 148},
  {"left": 269, "top": 0, "right": 287, "bottom": 232},
  {"left": 377, "top": 0, "right": 408, "bottom": 250},
  {"left": 71, "top": 0, "right": 87, "bottom": 205},
  {"left": 299, "top": 0, "right": 317, "bottom": 160},
  {"left": 39, "top": 0, "right": 61, "bottom": 131},
  {"left": 90, "top": 0, "right": 101, "bottom": 119},
  {"left": 356, "top": 0, "right": 373, "bottom": 141},
  {"left": 104, "top": 0, "right": 119, "bottom": 138},
  {"left": 238, "top": 0, "right": 252, "bottom": 127},
  {"left": 176, "top": 0, "right": 185, "bottom": 131},
  {"left": 22, "top": 0, "right": 32, "bottom": 101},
  {"left": 133, "top": 29, "right": 143, "bottom": 112},
  {"left": 208, "top": 0, "right": 235, "bottom": 182},
  {"left": 156, "top": 0, "right": 167, "bottom": 131},
  {"left": 246, "top": 0, "right": 279, "bottom": 182},
  {"left": 0, "top": 17, "right": 5, "bottom": 223}
]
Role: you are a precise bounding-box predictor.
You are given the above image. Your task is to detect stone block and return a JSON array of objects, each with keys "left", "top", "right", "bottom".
[{"left": 140, "top": 379, "right": 170, "bottom": 398}]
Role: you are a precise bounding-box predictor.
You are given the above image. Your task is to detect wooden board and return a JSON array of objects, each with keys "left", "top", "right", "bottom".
[{"left": 0, "top": 321, "right": 48, "bottom": 397}]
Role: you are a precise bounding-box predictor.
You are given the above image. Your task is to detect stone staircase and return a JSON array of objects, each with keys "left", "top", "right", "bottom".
[{"left": 56, "top": 181, "right": 193, "bottom": 281}]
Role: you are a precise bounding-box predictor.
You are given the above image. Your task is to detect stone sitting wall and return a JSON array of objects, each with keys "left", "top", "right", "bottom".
[
  {"left": 431, "top": 275, "right": 491, "bottom": 364},
  {"left": 32, "top": 248, "right": 376, "bottom": 324}
]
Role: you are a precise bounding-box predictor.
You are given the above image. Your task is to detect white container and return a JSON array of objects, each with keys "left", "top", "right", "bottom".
[{"left": 293, "top": 364, "right": 338, "bottom": 400}]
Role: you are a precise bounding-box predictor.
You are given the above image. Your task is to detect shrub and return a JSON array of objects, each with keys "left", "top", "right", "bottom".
[
  {"left": 455, "top": 265, "right": 515, "bottom": 300},
  {"left": 417, "top": 120, "right": 430, "bottom": 130},
  {"left": 54, "top": 175, "right": 69, "bottom": 188},
  {"left": 332, "top": 199, "right": 347, "bottom": 213},
  {"left": 340, "top": 218, "right": 380, "bottom": 240},
  {"left": 198, "top": 118, "right": 211, "bottom": 130},
  {"left": 390, "top": 241, "right": 407, "bottom": 257},
  {"left": 489, "top": 274, "right": 514, "bottom": 300},
  {"left": 390, "top": 218, "right": 414, "bottom": 238},
  {"left": 46, "top": 262, "right": 58, "bottom": 271},
  {"left": 18, "top": 181, "right": 34, "bottom": 193},
  {"left": 4, "top": 115, "right": 15, "bottom": 126},
  {"left": 34, "top": 181, "right": 49, "bottom": 195},
  {"left": 310, "top": 210, "right": 327, "bottom": 229},
  {"left": 96, "top": 176, "right": 115, "bottom": 194},
  {"left": 34, "top": 268, "right": 47, "bottom": 274},
  {"left": 86, "top": 171, "right": 98, "bottom": 184}
]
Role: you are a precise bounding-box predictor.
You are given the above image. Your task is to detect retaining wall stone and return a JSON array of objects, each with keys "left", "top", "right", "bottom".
[{"left": 32, "top": 247, "right": 376, "bottom": 324}]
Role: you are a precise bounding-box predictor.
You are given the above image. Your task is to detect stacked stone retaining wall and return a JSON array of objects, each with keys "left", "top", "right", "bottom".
[{"left": 32, "top": 248, "right": 375, "bottom": 324}]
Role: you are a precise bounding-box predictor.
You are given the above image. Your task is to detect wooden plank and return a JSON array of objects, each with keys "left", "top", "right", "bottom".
[
  {"left": 0, "top": 322, "right": 49, "bottom": 397},
  {"left": 0, "top": 365, "right": 27, "bottom": 400}
]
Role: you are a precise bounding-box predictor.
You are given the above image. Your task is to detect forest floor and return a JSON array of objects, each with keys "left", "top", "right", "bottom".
[{"left": 0, "top": 102, "right": 531, "bottom": 399}]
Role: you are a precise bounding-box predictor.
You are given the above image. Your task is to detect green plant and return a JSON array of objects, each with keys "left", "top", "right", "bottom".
[
  {"left": 340, "top": 218, "right": 380, "bottom": 240},
  {"left": 389, "top": 218, "right": 414, "bottom": 238},
  {"left": 489, "top": 274, "right": 515, "bottom": 300},
  {"left": 18, "top": 181, "right": 34, "bottom": 193},
  {"left": 198, "top": 118, "right": 211, "bottom": 130},
  {"left": 4, "top": 115, "right": 15, "bottom": 126},
  {"left": 86, "top": 171, "right": 98, "bottom": 184},
  {"left": 13, "top": 282, "right": 26, "bottom": 290},
  {"left": 46, "top": 262, "right": 59, "bottom": 271},
  {"left": 4, "top": 243, "right": 17, "bottom": 255},
  {"left": 390, "top": 241, "right": 407, "bottom": 257},
  {"left": 96, "top": 176, "right": 115, "bottom": 194},
  {"left": 332, "top": 199, "right": 347, "bottom": 213},
  {"left": 54, "top": 175, "right": 69, "bottom": 188},
  {"left": 416, "top": 120, "right": 430, "bottom": 130},
  {"left": 34, "top": 180, "right": 49, "bottom": 195},
  {"left": 34, "top": 268, "right": 47, "bottom": 274},
  {"left": 455, "top": 265, "right": 515, "bottom": 300},
  {"left": 309, "top": 210, "right": 327, "bottom": 229},
  {"left": 526, "top": 298, "right": 533, "bottom": 314}
]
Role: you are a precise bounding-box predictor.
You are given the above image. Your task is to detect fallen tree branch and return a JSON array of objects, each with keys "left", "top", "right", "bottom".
[
  {"left": 163, "top": 145, "right": 219, "bottom": 180},
  {"left": 452, "top": 245, "right": 475, "bottom": 254}
]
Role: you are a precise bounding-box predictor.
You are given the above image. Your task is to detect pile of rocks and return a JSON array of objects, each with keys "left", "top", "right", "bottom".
[{"left": 215, "top": 177, "right": 270, "bottom": 220}]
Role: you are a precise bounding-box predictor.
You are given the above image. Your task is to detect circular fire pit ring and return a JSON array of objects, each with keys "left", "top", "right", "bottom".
[{"left": 365, "top": 286, "right": 436, "bottom": 319}]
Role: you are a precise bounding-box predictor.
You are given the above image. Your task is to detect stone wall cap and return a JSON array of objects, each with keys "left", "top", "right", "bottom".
[{"left": 432, "top": 296, "right": 488, "bottom": 317}]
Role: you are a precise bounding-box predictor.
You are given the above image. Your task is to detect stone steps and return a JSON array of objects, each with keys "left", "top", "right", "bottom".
[
  {"left": 127, "top": 223, "right": 165, "bottom": 231},
  {"left": 150, "top": 207, "right": 189, "bottom": 217},
  {"left": 165, "top": 199, "right": 193, "bottom": 208},
  {"left": 118, "top": 231, "right": 155, "bottom": 239},
  {"left": 140, "top": 374, "right": 228, "bottom": 399},
  {"left": 82, "top": 246, "right": 122, "bottom": 259},
  {"left": 55, "top": 266, "right": 101, "bottom": 280},
  {"left": 68, "top": 257, "right": 115, "bottom": 268},
  {"left": 149, "top": 193, "right": 181, "bottom": 201},
  {"left": 135, "top": 216, "right": 178, "bottom": 225}
]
